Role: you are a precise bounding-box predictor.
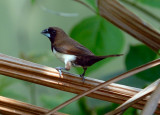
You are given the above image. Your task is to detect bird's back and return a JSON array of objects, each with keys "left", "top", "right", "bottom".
[{"left": 53, "top": 36, "right": 94, "bottom": 56}]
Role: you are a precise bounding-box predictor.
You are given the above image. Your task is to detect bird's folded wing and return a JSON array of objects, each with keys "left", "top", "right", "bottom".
[{"left": 54, "top": 38, "right": 94, "bottom": 56}]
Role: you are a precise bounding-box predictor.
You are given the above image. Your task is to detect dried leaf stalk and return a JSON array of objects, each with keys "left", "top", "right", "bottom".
[
  {"left": 105, "top": 79, "right": 160, "bottom": 115},
  {"left": 46, "top": 57, "right": 160, "bottom": 114},
  {"left": 1, "top": 53, "right": 160, "bottom": 114},
  {"left": 98, "top": 0, "right": 160, "bottom": 53},
  {"left": 141, "top": 82, "right": 160, "bottom": 115},
  {"left": 0, "top": 96, "right": 66, "bottom": 115},
  {"left": 0, "top": 53, "right": 150, "bottom": 111}
]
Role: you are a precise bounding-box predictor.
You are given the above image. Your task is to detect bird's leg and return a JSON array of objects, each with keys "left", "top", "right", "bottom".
[
  {"left": 80, "top": 67, "right": 87, "bottom": 82},
  {"left": 55, "top": 67, "right": 65, "bottom": 77},
  {"left": 56, "top": 62, "right": 71, "bottom": 77}
]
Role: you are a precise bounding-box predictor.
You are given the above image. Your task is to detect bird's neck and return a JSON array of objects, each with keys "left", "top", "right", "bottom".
[
  {"left": 49, "top": 36, "right": 55, "bottom": 44},
  {"left": 50, "top": 36, "right": 56, "bottom": 52}
]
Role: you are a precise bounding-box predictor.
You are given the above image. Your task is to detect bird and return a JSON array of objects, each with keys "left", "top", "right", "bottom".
[{"left": 41, "top": 27, "right": 123, "bottom": 81}]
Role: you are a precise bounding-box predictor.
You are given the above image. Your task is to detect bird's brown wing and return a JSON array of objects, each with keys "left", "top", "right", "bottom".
[{"left": 54, "top": 38, "right": 94, "bottom": 56}]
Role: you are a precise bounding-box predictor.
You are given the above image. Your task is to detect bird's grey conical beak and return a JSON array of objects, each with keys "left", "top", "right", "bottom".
[
  {"left": 41, "top": 29, "right": 48, "bottom": 34},
  {"left": 41, "top": 29, "right": 51, "bottom": 38}
]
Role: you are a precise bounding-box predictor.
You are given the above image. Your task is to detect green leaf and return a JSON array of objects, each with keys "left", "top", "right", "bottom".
[
  {"left": 78, "top": 97, "right": 92, "bottom": 115},
  {"left": 125, "top": 45, "right": 160, "bottom": 82},
  {"left": 70, "top": 16, "right": 124, "bottom": 74},
  {"left": 96, "top": 103, "right": 119, "bottom": 115},
  {"left": 123, "top": 107, "right": 138, "bottom": 115},
  {"left": 136, "top": 0, "right": 160, "bottom": 8},
  {"left": 158, "top": 49, "right": 160, "bottom": 55}
]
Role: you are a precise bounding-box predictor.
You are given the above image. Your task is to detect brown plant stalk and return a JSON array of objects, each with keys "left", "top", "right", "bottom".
[
  {"left": 0, "top": 96, "right": 67, "bottom": 115},
  {"left": 98, "top": 0, "right": 160, "bottom": 53},
  {"left": 1, "top": 53, "right": 160, "bottom": 114},
  {"left": 141, "top": 81, "right": 160, "bottom": 115},
  {"left": 2, "top": 53, "right": 158, "bottom": 112},
  {"left": 105, "top": 79, "right": 160, "bottom": 115},
  {"left": 74, "top": 0, "right": 97, "bottom": 14},
  {"left": 45, "top": 58, "right": 160, "bottom": 115},
  {"left": 120, "top": 0, "right": 160, "bottom": 23}
]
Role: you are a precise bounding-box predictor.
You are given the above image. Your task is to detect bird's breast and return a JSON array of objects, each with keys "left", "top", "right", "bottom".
[{"left": 53, "top": 48, "right": 76, "bottom": 64}]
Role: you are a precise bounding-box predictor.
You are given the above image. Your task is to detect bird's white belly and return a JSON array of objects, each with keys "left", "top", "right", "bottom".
[{"left": 53, "top": 49, "right": 76, "bottom": 64}]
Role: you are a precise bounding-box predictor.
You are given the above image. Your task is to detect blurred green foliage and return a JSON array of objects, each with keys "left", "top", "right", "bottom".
[
  {"left": 31, "top": 0, "right": 36, "bottom": 4},
  {"left": 78, "top": 97, "right": 93, "bottom": 115},
  {"left": 0, "top": 0, "right": 160, "bottom": 115},
  {"left": 136, "top": 0, "right": 160, "bottom": 8},
  {"left": 125, "top": 45, "right": 160, "bottom": 82}
]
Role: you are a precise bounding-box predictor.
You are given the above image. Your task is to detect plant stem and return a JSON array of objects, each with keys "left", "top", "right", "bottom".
[
  {"left": 120, "top": 0, "right": 160, "bottom": 23},
  {"left": 45, "top": 59, "right": 160, "bottom": 115},
  {"left": 74, "top": 0, "right": 97, "bottom": 14}
]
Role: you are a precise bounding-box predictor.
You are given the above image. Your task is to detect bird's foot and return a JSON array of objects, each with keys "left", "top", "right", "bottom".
[
  {"left": 80, "top": 74, "right": 85, "bottom": 82},
  {"left": 55, "top": 67, "right": 65, "bottom": 77}
]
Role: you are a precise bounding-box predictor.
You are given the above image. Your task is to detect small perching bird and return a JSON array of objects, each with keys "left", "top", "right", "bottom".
[{"left": 41, "top": 27, "right": 122, "bottom": 81}]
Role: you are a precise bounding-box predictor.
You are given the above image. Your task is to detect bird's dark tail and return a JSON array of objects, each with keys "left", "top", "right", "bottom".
[
  {"left": 84, "top": 54, "right": 123, "bottom": 67},
  {"left": 96, "top": 54, "right": 123, "bottom": 59}
]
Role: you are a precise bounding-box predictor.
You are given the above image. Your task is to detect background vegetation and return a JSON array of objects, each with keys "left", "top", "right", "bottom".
[{"left": 0, "top": 0, "right": 160, "bottom": 114}]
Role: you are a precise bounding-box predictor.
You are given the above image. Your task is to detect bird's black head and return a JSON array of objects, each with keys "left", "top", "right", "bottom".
[{"left": 41, "top": 27, "right": 57, "bottom": 40}]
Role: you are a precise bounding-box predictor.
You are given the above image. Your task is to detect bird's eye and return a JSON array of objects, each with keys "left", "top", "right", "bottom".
[{"left": 52, "top": 30, "right": 56, "bottom": 34}]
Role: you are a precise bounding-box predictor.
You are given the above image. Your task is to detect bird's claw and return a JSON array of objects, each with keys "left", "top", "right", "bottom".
[
  {"left": 80, "top": 74, "right": 85, "bottom": 82},
  {"left": 55, "top": 67, "right": 65, "bottom": 77}
]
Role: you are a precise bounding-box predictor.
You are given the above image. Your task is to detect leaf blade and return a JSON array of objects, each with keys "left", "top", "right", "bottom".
[{"left": 125, "top": 45, "right": 160, "bottom": 82}]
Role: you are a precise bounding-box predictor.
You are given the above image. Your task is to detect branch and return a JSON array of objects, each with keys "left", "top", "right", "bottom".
[
  {"left": 1, "top": 53, "right": 160, "bottom": 114},
  {"left": 105, "top": 79, "right": 160, "bottom": 115},
  {"left": 120, "top": 0, "right": 160, "bottom": 23},
  {"left": 45, "top": 58, "right": 160, "bottom": 114},
  {"left": 0, "top": 96, "right": 66, "bottom": 115},
  {"left": 141, "top": 81, "right": 160, "bottom": 115},
  {"left": 98, "top": 0, "right": 160, "bottom": 53},
  {"left": 74, "top": 0, "right": 97, "bottom": 14}
]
